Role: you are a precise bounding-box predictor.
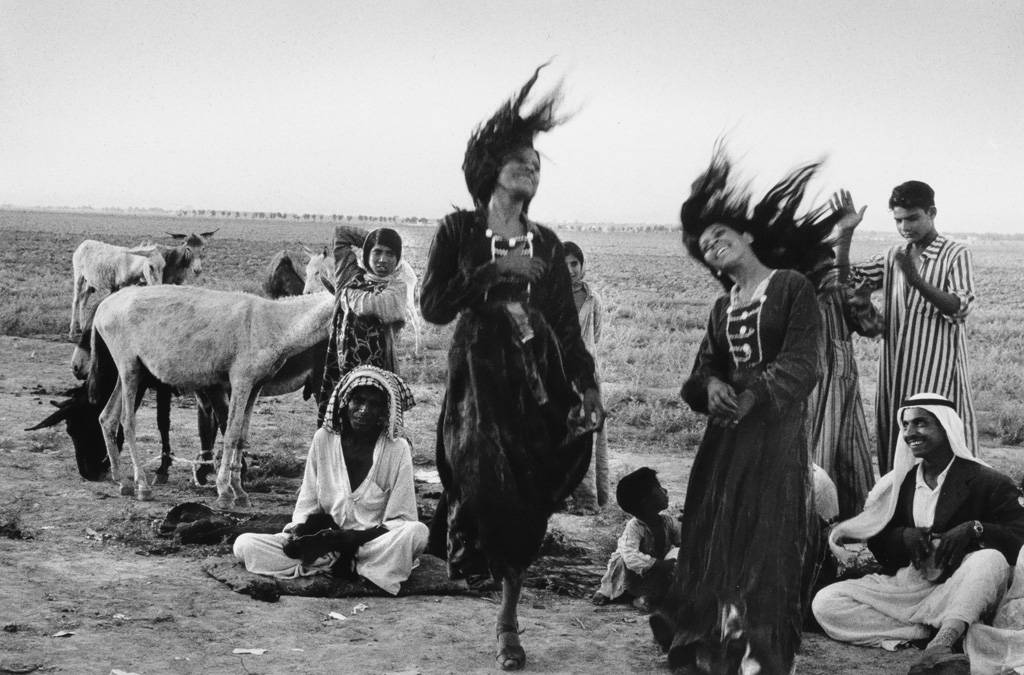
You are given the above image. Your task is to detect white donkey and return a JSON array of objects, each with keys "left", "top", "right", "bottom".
[
  {"left": 90, "top": 285, "right": 333, "bottom": 508},
  {"left": 70, "top": 239, "right": 165, "bottom": 339}
]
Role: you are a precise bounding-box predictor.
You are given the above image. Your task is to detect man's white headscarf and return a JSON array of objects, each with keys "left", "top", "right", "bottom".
[{"left": 829, "top": 392, "right": 986, "bottom": 565}]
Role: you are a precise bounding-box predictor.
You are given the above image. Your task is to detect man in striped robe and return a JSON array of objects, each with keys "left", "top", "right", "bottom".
[{"left": 832, "top": 183, "right": 976, "bottom": 475}]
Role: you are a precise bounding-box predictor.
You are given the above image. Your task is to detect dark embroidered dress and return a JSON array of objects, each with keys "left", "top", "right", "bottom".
[
  {"left": 420, "top": 210, "right": 597, "bottom": 581},
  {"left": 652, "top": 269, "right": 822, "bottom": 674}
]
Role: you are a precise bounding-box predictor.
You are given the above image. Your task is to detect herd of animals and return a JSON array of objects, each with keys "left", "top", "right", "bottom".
[{"left": 28, "top": 230, "right": 421, "bottom": 510}]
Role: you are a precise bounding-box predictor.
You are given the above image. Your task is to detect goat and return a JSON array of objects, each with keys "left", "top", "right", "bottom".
[
  {"left": 301, "top": 245, "right": 422, "bottom": 356},
  {"left": 264, "top": 250, "right": 307, "bottom": 299},
  {"left": 89, "top": 285, "right": 333, "bottom": 507},
  {"left": 70, "top": 240, "right": 165, "bottom": 339}
]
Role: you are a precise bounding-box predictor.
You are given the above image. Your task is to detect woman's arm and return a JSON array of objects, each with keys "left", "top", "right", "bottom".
[
  {"left": 333, "top": 225, "right": 367, "bottom": 293},
  {"left": 680, "top": 301, "right": 730, "bottom": 415},
  {"left": 344, "top": 278, "right": 409, "bottom": 323},
  {"left": 419, "top": 214, "right": 502, "bottom": 325},
  {"left": 744, "top": 273, "right": 824, "bottom": 415}
]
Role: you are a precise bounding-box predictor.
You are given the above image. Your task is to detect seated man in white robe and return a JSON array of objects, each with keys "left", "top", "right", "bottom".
[
  {"left": 813, "top": 393, "right": 1024, "bottom": 675},
  {"left": 234, "top": 366, "right": 428, "bottom": 595}
]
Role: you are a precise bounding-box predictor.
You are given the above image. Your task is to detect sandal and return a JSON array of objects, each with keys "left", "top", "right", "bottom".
[{"left": 495, "top": 622, "right": 526, "bottom": 671}]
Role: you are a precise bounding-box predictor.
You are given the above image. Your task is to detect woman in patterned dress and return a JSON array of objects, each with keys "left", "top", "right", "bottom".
[
  {"left": 420, "top": 65, "right": 604, "bottom": 671},
  {"left": 650, "top": 148, "right": 832, "bottom": 675}
]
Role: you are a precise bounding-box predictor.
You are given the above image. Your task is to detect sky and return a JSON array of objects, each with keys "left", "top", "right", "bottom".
[{"left": 1, "top": 1, "right": 1022, "bottom": 233}]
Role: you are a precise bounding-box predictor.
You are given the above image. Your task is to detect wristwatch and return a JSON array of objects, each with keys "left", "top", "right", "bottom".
[{"left": 973, "top": 520, "right": 984, "bottom": 541}]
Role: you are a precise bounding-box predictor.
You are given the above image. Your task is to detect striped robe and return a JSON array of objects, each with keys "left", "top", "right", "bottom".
[
  {"left": 850, "top": 235, "right": 976, "bottom": 474},
  {"left": 805, "top": 279, "right": 876, "bottom": 519}
]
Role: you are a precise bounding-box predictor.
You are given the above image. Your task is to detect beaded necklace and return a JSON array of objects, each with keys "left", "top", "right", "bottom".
[{"left": 485, "top": 228, "right": 535, "bottom": 300}]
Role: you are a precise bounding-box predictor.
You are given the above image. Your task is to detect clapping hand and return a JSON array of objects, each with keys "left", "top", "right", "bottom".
[
  {"left": 707, "top": 377, "right": 738, "bottom": 426},
  {"left": 932, "top": 522, "right": 975, "bottom": 573},
  {"left": 707, "top": 380, "right": 756, "bottom": 428},
  {"left": 829, "top": 190, "right": 867, "bottom": 234},
  {"left": 902, "top": 527, "right": 932, "bottom": 568},
  {"left": 494, "top": 254, "right": 546, "bottom": 283},
  {"left": 893, "top": 246, "right": 921, "bottom": 282}
]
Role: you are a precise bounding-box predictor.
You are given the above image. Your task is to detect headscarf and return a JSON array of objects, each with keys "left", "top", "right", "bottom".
[
  {"left": 322, "top": 365, "right": 415, "bottom": 440},
  {"left": 828, "top": 392, "right": 986, "bottom": 564},
  {"left": 362, "top": 228, "right": 403, "bottom": 272},
  {"left": 462, "top": 62, "right": 569, "bottom": 212},
  {"left": 679, "top": 144, "right": 839, "bottom": 290}
]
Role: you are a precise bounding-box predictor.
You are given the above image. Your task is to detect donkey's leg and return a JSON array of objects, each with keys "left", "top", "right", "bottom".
[
  {"left": 193, "top": 389, "right": 226, "bottom": 485},
  {"left": 228, "top": 387, "right": 262, "bottom": 508},
  {"left": 118, "top": 364, "right": 151, "bottom": 501},
  {"left": 153, "top": 384, "right": 173, "bottom": 484},
  {"left": 215, "top": 382, "right": 253, "bottom": 510},
  {"left": 98, "top": 380, "right": 129, "bottom": 495},
  {"left": 69, "top": 274, "right": 85, "bottom": 339}
]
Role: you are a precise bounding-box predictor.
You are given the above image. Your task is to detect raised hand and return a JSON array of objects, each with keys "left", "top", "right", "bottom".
[{"left": 829, "top": 190, "right": 867, "bottom": 234}]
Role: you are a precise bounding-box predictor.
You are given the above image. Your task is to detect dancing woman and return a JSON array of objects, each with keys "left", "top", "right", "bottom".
[
  {"left": 650, "top": 148, "right": 832, "bottom": 675},
  {"left": 420, "top": 65, "right": 604, "bottom": 671}
]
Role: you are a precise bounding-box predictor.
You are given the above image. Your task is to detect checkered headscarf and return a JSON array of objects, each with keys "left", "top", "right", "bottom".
[{"left": 323, "top": 366, "right": 415, "bottom": 440}]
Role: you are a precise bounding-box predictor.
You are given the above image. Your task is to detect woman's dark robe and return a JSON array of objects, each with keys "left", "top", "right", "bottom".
[
  {"left": 651, "top": 269, "right": 822, "bottom": 675},
  {"left": 420, "top": 210, "right": 597, "bottom": 580}
]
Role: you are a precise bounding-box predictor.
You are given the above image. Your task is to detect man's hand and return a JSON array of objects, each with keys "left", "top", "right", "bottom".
[
  {"left": 570, "top": 387, "right": 605, "bottom": 432},
  {"left": 893, "top": 246, "right": 922, "bottom": 284},
  {"left": 829, "top": 190, "right": 867, "bottom": 235},
  {"left": 901, "top": 527, "right": 932, "bottom": 567},
  {"left": 494, "top": 255, "right": 546, "bottom": 283},
  {"left": 932, "top": 522, "right": 975, "bottom": 573}
]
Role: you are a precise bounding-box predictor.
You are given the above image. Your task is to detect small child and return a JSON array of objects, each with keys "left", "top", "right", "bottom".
[
  {"left": 592, "top": 467, "right": 681, "bottom": 611},
  {"left": 564, "top": 241, "right": 608, "bottom": 511}
]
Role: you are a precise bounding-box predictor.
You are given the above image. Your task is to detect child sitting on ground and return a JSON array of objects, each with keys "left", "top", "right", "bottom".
[{"left": 592, "top": 467, "right": 681, "bottom": 611}]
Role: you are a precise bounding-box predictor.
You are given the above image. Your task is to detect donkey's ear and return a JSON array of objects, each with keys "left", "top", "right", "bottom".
[
  {"left": 26, "top": 405, "right": 71, "bottom": 431},
  {"left": 199, "top": 228, "right": 219, "bottom": 238}
]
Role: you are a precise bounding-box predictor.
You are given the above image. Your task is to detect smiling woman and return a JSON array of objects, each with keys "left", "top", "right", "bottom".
[{"left": 651, "top": 147, "right": 837, "bottom": 675}]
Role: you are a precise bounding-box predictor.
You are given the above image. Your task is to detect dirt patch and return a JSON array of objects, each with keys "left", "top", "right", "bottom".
[{"left": 1, "top": 335, "right": 933, "bottom": 674}]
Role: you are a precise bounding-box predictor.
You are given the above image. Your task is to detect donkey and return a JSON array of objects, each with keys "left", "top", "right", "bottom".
[{"left": 89, "top": 285, "right": 333, "bottom": 508}]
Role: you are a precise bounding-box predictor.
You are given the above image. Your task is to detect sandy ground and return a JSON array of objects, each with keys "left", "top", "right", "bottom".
[{"left": 0, "top": 334, "right": 947, "bottom": 675}]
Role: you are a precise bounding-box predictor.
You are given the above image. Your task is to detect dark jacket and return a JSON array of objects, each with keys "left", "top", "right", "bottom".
[{"left": 868, "top": 457, "right": 1024, "bottom": 574}]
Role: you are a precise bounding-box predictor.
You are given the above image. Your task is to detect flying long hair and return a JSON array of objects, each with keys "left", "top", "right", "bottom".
[
  {"left": 462, "top": 62, "right": 571, "bottom": 213},
  {"left": 680, "top": 145, "right": 840, "bottom": 290}
]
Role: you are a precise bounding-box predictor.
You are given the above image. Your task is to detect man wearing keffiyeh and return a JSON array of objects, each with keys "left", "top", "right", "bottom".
[
  {"left": 234, "top": 366, "right": 427, "bottom": 595},
  {"left": 813, "top": 393, "right": 1024, "bottom": 675}
]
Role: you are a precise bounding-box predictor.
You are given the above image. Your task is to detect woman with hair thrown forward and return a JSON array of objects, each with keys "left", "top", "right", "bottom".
[
  {"left": 650, "top": 147, "right": 832, "bottom": 675},
  {"left": 420, "top": 65, "right": 604, "bottom": 671}
]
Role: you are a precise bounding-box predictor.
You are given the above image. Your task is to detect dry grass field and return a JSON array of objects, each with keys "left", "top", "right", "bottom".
[{"left": 1, "top": 209, "right": 1022, "bottom": 674}]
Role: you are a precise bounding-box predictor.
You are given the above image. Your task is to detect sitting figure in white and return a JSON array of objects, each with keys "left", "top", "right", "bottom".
[{"left": 233, "top": 366, "right": 428, "bottom": 595}]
